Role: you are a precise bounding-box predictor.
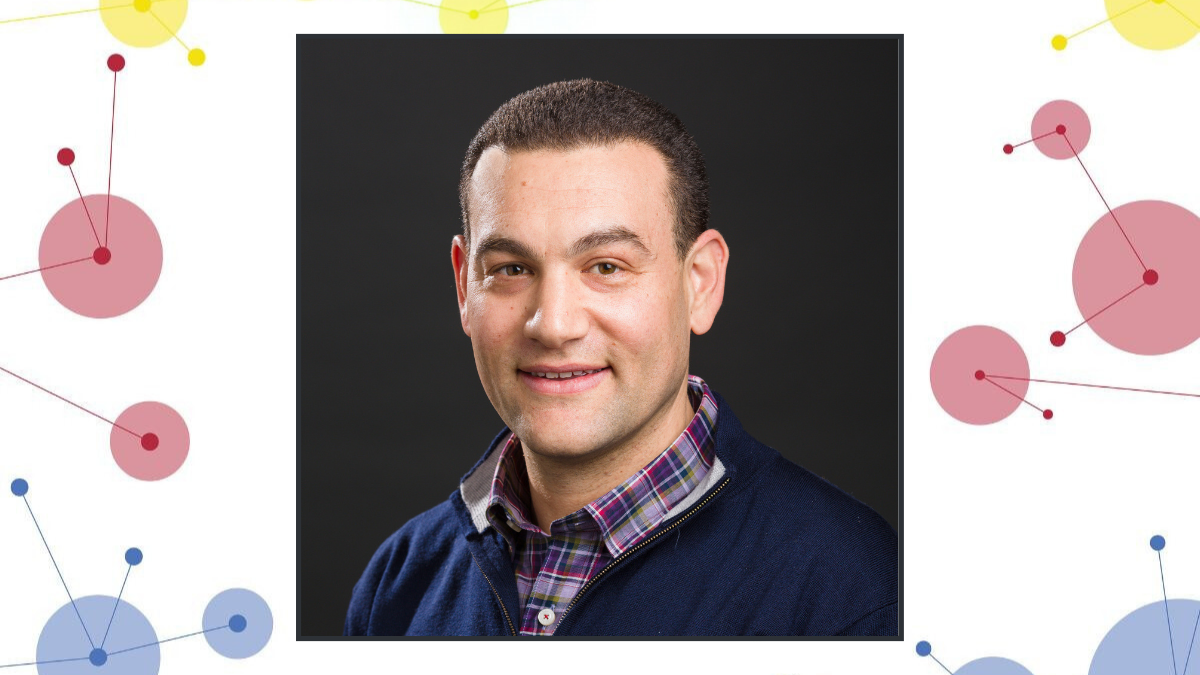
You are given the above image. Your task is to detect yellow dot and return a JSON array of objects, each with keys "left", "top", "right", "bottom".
[
  {"left": 188, "top": 48, "right": 205, "bottom": 66},
  {"left": 1105, "top": 0, "right": 1200, "bottom": 49},
  {"left": 100, "top": 0, "right": 188, "bottom": 48},
  {"left": 440, "top": 0, "right": 507, "bottom": 33},
  {"left": 1051, "top": 34, "right": 1068, "bottom": 50}
]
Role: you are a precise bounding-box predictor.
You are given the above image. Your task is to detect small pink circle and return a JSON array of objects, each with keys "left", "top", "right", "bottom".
[
  {"left": 1050, "top": 331, "right": 1066, "bottom": 347},
  {"left": 1043, "top": 409, "right": 1054, "bottom": 420},
  {"left": 1003, "top": 144, "right": 1014, "bottom": 155},
  {"left": 40, "top": 195, "right": 162, "bottom": 318},
  {"left": 107, "top": 54, "right": 125, "bottom": 72},
  {"left": 111, "top": 402, "right": 189, "bottom": 481},
  {"left": 1073, "top": 200, "right": 1200, "bottom": 355},
  {"left": 1032, "top": 100, "right": 1091, "bottom": 160},
  {"left": 930, "top": 326, "right": 1030, "bottom": 425},
  {"left": 57, "top": 148, "right": 75, "bottom": 166}
]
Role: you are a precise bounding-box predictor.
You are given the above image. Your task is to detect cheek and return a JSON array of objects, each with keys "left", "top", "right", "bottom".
[
  {"left": 469, "top": 295, "right": 524, "bottom": 360},
  {"left": 597, "top": 285, "right": 681, "bottom": 355}
]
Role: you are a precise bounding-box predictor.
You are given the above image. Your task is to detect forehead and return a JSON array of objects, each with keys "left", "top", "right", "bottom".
[{"left": 468, "top": 141, "right": 673, "bottom": 255}]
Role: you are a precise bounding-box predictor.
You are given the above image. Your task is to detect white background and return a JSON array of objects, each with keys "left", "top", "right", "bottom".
[{"left": 2, "top": 0, "right": 1199, "bottom": 673}]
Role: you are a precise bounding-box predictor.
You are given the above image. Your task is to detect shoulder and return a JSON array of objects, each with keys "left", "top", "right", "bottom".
[{"left": 344, "top": 497, "right": 466, "bottom": 634}]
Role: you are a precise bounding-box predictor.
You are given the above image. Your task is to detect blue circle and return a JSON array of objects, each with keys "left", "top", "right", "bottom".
[
  {"left": 11, "top": 478, "right": 28, "bottom": 497},
  {"left": 955, "top": 657, "right": 1035, "bottom": 675},
  {"left": 203, "top": 588, "right": 271, "bottom": 659},
  {"left": 916, "top": 640, "right": 932, "bottom": 656},
  {"left": 1091, "top": 599, "right": 1200, "bottom": 675},
  {"left": 38, "top": 595, "right": 159, "bottom": 675},
  {"left": 1151, "top": 535, "right": 1166, "bottom": 551},
  {"left": 125, "top": 548, "right": 143, "bottom": 566}
]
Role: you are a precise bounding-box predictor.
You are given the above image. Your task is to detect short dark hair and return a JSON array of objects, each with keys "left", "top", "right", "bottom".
[{"left": 458, "top": 79, "right": 709, "bottom": 260}]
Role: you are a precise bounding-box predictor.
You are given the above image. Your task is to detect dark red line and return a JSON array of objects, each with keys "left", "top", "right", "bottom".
[
  {"left": 1065, "top": 281, "right": 1145, "bottom": 336},
  {"left": 1011, "top": 130, "right": 1058, "bottom": 150},
  {"left": 105, "top": 70, "right": 117, "bottom": 248},
  {"left": 990, "top": 375, "right": 1200, "bottom": 400},
  {"left": 1063, "top": 133, "right": 1148, "bottom": 271},
  {"left": 0, "top": 364, "right": 142, "bottom": 438},
  {"left": 0, "top": 256, "right": 92, "bottom": 283},
  {"left": 984, "top": 377, "right": 1046, "bottom": 413},
  {"left": 67, "top": 165, "right": 102, "bottom": 248}
]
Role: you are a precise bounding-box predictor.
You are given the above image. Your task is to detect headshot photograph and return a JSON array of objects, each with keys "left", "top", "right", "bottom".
[{"left": 298, "top": 36, "right": 901, "bottom": 638}]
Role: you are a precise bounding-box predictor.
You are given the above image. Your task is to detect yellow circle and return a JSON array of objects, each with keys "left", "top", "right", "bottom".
[
  {"left": 100, "top": 0, "right": 188, "bottom": 48},
  {"left": 133, "top": 0, "right": 152, "bottom": 11},
  {"left": 188, "top": 48, "right": 205, "bottom": 66},
  {"left": 1104, "top": 0, "right": 1200, "bottom": 50},
  {"left": 1051, "top": 34, "right": 1068, "bottom": 50},
  {"left": 439, "top": 0, "right": 507, "bottom": 33}
]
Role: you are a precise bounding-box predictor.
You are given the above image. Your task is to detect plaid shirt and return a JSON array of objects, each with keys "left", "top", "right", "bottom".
[{"left": 485, "top": 374, "right": 719, "bottom": 635}]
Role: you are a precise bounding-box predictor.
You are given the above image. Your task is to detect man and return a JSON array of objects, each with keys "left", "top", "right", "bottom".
[{"left": 345, "top": 79, "right": 896, "bottom": 637}]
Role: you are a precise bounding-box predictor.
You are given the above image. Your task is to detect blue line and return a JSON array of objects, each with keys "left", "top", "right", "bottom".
[
  {"left": 22, "top": 495, "right": 94, "bottom": 649},
  {"left": 1160, "top": 550, "right": 1180, "bottom": 675},
  {"left": 107, "top": 624, "right": 228, "bottom": 657},
  {"left": 929, "top": 654, "right": 955, "bottom": 675},
  {"left": 100, "top": 564, "right": 132, "bottom": 649},
  {"left": 0, "top": 655, "right": 91, "bottom": 669},
  {"left": 1182, "top": 608, "right": 1200, "bottom": 675}
]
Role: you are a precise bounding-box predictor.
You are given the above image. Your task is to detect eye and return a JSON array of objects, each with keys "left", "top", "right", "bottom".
[
  {"left": 498, "top": 264, "right": 527, "bottom": 277},
  {"left": 591, "top": 262, "right": 620, "bottom": 275}
]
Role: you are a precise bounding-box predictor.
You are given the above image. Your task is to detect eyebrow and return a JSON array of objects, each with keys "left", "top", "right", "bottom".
[{"left": 474, "top": 225, "right": 653, "bottom": 262}]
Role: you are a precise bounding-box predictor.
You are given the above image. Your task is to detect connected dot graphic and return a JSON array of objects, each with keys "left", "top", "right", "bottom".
[
  {"left": 931, "top": 101, "right": 1200, "bottom": 424},
  {"left": 354, "top": 0, "right": 559, "bottom": 33},
  {"left": 1052, "top": 0, "right": 1200, "bottom": 51},
  {"left": 4, "top": 479, "right": 271, "bottom": 673},
  {"left": 1, "top": 57, "right": 189, "bottom": 481},
  {"left": 917, "top": 534, "right": 1200, "bottom": 675},
  {"left": 0, "top": 0, "right": 204, "bottom": 65}
]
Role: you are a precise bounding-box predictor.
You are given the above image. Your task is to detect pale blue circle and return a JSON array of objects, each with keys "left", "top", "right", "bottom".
[
  {"left": 955, "top": 657, "right": 1035, "bottom": 675},
  {"left": 916, "top": 641, "right": 932, "bottom": 656},
  {"left": 202, "top": 589, "right": 271, "bottom": 658},
  {"left": 11, "top": 478, "right": 28, "bottom": 497},
  {"left": 37, "top": 595, "right": 159, "bottom": 675},
  {"left": 1090, "top": 599, "right": 1200, "bottom": 675}
]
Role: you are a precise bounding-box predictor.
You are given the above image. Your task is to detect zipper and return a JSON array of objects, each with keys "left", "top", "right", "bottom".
[
  {"left": 469, "top": 551, "right": 517, "bottom": 636},
  {"left": 556, "top": 476, "right": 733, "bottom": 627}
]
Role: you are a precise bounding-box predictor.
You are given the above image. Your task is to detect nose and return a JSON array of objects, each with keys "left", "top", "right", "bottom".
[{"left": 524, "top": 269, "right": 589, "bottom": 349}]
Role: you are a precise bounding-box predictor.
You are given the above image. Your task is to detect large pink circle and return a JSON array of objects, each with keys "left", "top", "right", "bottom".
[
  {"left": 110, "top": 402, "right": 190, "bottom": 481},
  {"left": 40, "top": 194, "right": 162, "bottom": 318},
  {"left": 1032, "top": 100, "right": 1091, "bottom": 160},
  {"left": 1072, "top": 200, "right": 1200, "bottom": 355},
  {"left": 930, "top": 326, "right": 1030, "bottom": 425}
]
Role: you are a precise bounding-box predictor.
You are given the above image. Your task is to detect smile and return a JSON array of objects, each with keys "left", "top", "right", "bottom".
[
  {"left": 529, "top": 369, "right": 604, "bottom": 380},
  {"left": 517, "top": 366, "right": 610, "bottom": 394}
]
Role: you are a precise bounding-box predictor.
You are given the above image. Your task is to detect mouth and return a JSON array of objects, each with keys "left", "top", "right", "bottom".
[{"left": 517, "top": 366, "right": 610, "bottom": 394}]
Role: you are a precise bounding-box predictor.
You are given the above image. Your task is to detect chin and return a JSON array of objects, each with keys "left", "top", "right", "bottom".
[{"left": 513, "top": 414, "right": 613, "bottom": 460}]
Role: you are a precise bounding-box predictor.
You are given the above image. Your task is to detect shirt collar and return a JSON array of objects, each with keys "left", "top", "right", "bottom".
[{"left": 487, "top": 375, "right": 719, "bottom": 558}]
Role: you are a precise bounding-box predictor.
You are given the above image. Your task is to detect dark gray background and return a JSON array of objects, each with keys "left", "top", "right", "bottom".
[{"left": 299, "top": 36, "right": 900, "bottom": 637}]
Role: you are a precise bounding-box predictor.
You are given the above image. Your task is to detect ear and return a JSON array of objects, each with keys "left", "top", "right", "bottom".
[
  {"left": 686, "top": 229, "right": 729, "bottom": 335},
  {"left": 451, "top": 234, "right": 472, "bottom": 337}
]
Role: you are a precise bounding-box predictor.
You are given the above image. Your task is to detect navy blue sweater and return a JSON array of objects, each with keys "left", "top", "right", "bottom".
[{"left": 345, "top": 391, "right": 898, "bottom": 636}]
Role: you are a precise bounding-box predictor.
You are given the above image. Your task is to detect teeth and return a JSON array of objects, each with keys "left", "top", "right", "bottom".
[{"left": 531, "top": 368, "right": 603, "bottom": 379}]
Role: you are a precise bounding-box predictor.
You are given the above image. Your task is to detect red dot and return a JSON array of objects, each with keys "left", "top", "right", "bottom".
[
  {"left": 57, "top": 148, "right": 75, "bottom": 166},
  {"left": 93, "top": 247, "right": 112, "bottom": 265},
  {"left": 1056, "top": 124, "right": 1067, "bottom": 135},
  {"left": 141, "top": 433, "right": 159, "bottom": 451},
  {"left": 1003, "top": 144, "right": 1014, "bottom": 155},
  {"left": 974, "top": 369, "right": 986, "bottom": 380},
  {"left": 107, "top": 54, "right": 125, "bottom": 72},
  {"left": 1050, "top": 331, "right": 1066, "bottom": 347},
  {"left": 1043, "top": 409, "right": 1054, "bottom": 420},
  {"left": 1143, "top": 269, "right": 1159, "bottom": 286}
]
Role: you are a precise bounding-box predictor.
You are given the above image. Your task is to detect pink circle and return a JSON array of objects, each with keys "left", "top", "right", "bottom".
[
  {"left": 1032, "top": 100, "right": 1091, "bottom": 160},
  {"left": 930, "top": 326, "right": 1030, "bottom": 425},
  {"left": 111, "top": 402, "right": 189, "bottom": 481},
  {"left": 1072, "top": 200, "right": 1200, "bottom": 355},
  {"left": 39, "top": 194, "right": 162, "bottom": 318}
]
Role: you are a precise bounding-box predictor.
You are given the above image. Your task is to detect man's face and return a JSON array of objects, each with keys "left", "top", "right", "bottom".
[{"left": 453, "top": 142, "right": 694, "bottom": 461}]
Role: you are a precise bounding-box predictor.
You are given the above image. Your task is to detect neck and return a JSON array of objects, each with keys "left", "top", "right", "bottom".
[{"left": 521, "top": 380, "right": 696, "bottom": 533}]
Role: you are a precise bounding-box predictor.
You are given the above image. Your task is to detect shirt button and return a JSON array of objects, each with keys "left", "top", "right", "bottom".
[{"left": 538, "top": 608, "right": 556, "bottom": 626}]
